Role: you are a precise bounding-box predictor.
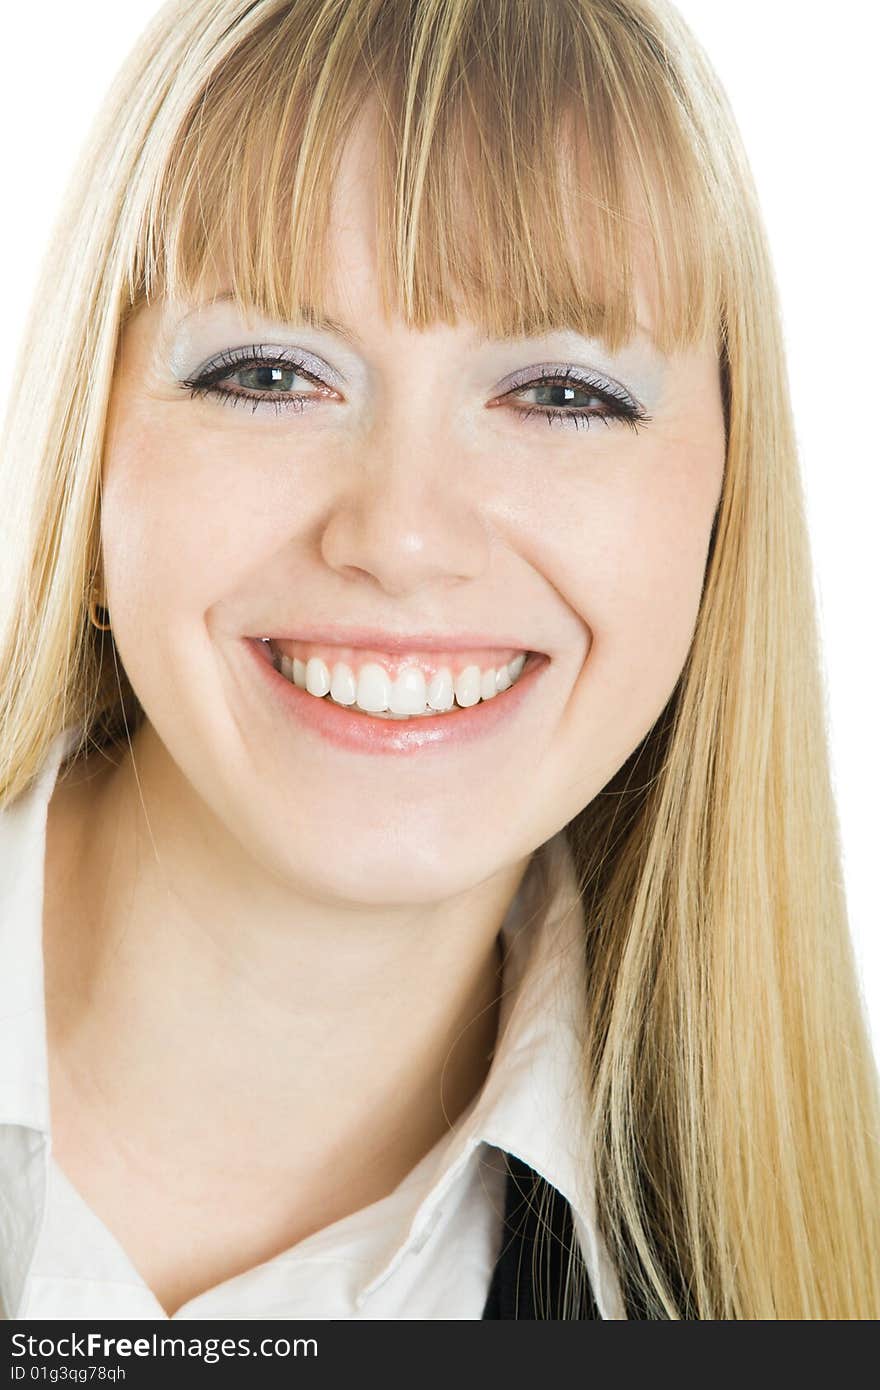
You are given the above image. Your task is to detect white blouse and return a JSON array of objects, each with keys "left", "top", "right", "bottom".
[{"left": 0, "top": 724, "right": 625, "bottom": 1320}]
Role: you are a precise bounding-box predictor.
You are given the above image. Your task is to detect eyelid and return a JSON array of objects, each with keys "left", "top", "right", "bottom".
[
  {"left": 185, "top": 343, "right": 346, "bottom": 391},
  {"left": 495, "top": 362, "right": 645, "bottom": 411},
  {"left": 181, "top": 346, "right": 650, "bottom": 432}
]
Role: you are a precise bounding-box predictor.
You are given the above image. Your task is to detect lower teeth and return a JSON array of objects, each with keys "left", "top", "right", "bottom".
[
  {"left": 273, "top": 661, "right": 504, "bottom": 718},
  {"left": 324, "top": 694, "right": 464, "bottom": 719}
]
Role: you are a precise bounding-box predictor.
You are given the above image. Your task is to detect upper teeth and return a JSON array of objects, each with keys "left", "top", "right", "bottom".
[{"left": 277, "top": 651, "right": 528, "bottom": 717}]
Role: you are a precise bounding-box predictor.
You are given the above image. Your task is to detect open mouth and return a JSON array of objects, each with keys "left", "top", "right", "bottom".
[
  {"left": 244, "top": 637, "right": 550, "bottom": 754},
  {"left": 260, "top": 636, "right": 541, "bottom": 720}
]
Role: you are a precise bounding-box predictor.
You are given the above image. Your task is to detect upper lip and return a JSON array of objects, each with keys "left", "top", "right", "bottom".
[{"left": 251, "top": 626, "right": 538, "bottom": 653}]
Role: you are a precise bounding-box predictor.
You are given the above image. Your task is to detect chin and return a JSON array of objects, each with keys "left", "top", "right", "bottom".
[{"left": 278, "top": 829, "right": 502, "bottom": 908}]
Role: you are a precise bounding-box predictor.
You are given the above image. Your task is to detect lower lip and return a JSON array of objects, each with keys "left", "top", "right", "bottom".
[{"left": 242, "top": 638, "right": 550, "bottom": 756}]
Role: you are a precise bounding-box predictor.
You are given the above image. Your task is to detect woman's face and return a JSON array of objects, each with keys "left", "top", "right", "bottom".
[{"left": 100, "top": 113, "right": 725, "bottom": 906}]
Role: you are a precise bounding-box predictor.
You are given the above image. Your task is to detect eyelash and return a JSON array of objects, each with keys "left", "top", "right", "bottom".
[{"left": 179, "top": 347, "right": 651, "bottom": 434}]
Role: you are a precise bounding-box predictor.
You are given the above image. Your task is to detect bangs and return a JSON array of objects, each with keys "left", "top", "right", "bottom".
[{"left": 127, "top": 0, "right": 729, "bottom": 355}]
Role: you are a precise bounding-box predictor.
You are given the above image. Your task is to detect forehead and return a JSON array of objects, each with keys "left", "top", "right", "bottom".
[
  {"left": 123, "top": 0, "right": 730, "bottom": 365},
  {"left": 170, "top": 97, "right": 662, "bottom": 354}
]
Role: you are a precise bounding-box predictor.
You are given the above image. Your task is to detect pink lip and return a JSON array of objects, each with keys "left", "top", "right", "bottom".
[
  {"left": 249, "top": 626, "right": 541, "bottom": 654},
  {"left": 242, "top": 637, "right": 550, "bottom": 756}
]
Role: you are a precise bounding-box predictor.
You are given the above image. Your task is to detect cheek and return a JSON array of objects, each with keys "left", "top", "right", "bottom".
[
  {"left": 98, "top": 410, "right": 288, "bottom": 743},
  {"left": 536, "top": 434, "right": 723, "bottom": 786},
  {"left": 100, "top": 411, "right": 273, "bottom": 633}
]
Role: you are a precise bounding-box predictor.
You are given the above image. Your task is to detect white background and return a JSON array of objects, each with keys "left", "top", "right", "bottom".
[{"left": 1, "top": 3, "right": 877, "bottom": 1056}]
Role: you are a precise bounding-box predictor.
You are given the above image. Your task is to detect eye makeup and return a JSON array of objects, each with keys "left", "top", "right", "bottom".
[
  {"left": 493, "top": 361, "right": 650, "bottom": 433},
  {"left": 164, "top": 298, "right": 665, "bottom": 432},
  {"left": 178, "top": 346, "right": 334, "bottom": 418},
  {"left": 165, "top": 300, "right": 357, "bottom": 387}
]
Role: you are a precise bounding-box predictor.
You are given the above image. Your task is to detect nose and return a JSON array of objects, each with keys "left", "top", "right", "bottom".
[{"left": 318, "top": 418, "right": 491, "bottom": 599}]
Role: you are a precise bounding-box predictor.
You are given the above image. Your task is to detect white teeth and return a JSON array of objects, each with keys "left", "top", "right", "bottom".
[
  {"left": 426, "top": 668, "right": 454, "bottom": 712},
  {"left": 388, "top": 666, "right": 427, "bottom": 715},
  {"left": 330, "top": 661, "right": 357, "bottom": 706},
  {"left": 305, "top": 656, "right": 331, "bottom": 697},
  {"left": 356, "top": 662, "right": 391, "bottom": 712},
  {"left": 453, "top": 665, "right": 482, "bottom": 708},
  {"left": 508, "top": 652, "right": 526, "bottom": 681},
  {"left": 274, "top": 650, "right": 532, "bottom": 717}
]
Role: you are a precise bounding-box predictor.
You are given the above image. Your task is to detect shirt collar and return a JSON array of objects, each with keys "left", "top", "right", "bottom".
[
  {"left": 0, "top": 723, "right": 80, "bottom": 1132},
  {"left": 0, "top": 723, "right": 624, "bottom": 1320},
  {"left": 0, "top": 723, "right": 81, "bottom": 1320}
]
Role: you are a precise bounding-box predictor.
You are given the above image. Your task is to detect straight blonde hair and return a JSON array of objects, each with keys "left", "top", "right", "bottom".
[{"left": 2, "top": 0, "right": 878, "bottom": 1318}]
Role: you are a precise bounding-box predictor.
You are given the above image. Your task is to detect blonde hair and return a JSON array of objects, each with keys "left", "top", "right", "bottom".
[{"left": 1, "top": 0, "right": 878, "bottom": 1318}]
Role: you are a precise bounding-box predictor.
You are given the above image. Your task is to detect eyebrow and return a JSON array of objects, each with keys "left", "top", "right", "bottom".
[
  {"left": 190, "top": 290, "right": 365, "bottom": 348},
  {"left": 186, "top": 289, "right": 655, "bottom": 353}
]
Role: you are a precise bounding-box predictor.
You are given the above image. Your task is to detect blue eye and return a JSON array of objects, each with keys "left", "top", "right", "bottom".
[
  {"left": 234, "top": 364, "right": 302, "bottom": 393},
  {"left": 180, "top": 348, "right": 651, "bottom": 434},
  {"left": 501, "top": 367, "right": 650, "bottom": 433},
  {"left": 180, "top": 345, "right": 334, "bottom": 416}
]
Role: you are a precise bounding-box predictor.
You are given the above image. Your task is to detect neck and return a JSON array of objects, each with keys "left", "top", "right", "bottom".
[{"left": 43, "top": 720, "right": 524, "bottom": 1216}]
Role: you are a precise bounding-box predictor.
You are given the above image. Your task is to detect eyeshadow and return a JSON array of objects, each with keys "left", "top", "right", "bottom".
[{"left": 164, "top": 296, "right": 667, "bottom": 411}]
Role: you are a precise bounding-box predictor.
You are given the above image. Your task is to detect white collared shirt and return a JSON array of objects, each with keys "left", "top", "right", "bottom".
[{"left": 0, "top": 724, "right": 625, "bottom": 1320}]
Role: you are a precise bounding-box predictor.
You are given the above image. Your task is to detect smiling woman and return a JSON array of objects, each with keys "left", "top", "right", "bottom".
[{"left": 0, "top": 0, "right": 878, "bottom": 1325}]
